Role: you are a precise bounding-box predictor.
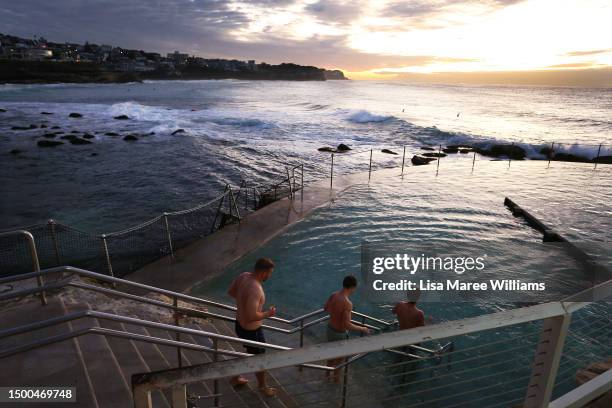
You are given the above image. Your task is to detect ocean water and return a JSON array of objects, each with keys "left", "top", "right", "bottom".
[{"left": 1, "top": 80, "right": 611, "bottom": 232}]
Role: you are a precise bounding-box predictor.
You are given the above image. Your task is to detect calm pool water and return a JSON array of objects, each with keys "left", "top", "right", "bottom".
[{"left": 192, "top": 160, "right": 610, "bottom": 406}]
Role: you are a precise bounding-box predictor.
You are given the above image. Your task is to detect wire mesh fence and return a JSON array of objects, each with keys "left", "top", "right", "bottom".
[{"left": 0, "top": 165, "right": 303, "bottom": 278}]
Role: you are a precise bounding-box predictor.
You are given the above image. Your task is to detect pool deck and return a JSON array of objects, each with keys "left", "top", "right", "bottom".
[{"left": 128, "top": 168, "right": 398, "bottom": 293}]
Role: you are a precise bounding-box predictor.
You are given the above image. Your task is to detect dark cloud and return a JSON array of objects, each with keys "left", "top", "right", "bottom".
[
  {"left": 305, "top": 0, "right": 363, "bottom": 24},
  {"left": 565, "top": 49, "right": 612, "bottom": 57}
]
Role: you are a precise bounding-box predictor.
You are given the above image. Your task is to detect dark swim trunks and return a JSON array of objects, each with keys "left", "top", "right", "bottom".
[{"left": 235, "top": 321, "right": 267, "bottom": 354}]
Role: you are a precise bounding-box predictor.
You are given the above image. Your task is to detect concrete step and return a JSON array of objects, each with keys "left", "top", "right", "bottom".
[
  {"left": 96, "top": 311, "right": 170, "bottom": 408},
  {"left": 0, "top": 297, "right": 98, "bottom": 408},
  {"left": 63, "top": 301, "right": 133, "bottom": 408}
]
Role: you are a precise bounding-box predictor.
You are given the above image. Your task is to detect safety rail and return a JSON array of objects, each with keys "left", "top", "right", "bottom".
[
  {"left": 131, "top": 276, "right": 612, "bottom": 408},
  {"left": 0, "top": 163, "right": 304, "bottom": 279}
]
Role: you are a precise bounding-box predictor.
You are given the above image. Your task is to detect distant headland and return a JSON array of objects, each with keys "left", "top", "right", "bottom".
[{"left": 0, "top": 33, "right": 348, "bottom": 83}]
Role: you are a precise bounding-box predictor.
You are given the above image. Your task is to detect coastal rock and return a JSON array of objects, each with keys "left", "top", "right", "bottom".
[
  {"left": 442, "top": 147, "right": 459, "bottom": 154},
  {"left": 477, "top": 144, "right": 526, "bottom": 160},
  {"left": 459, "top": 148, "right": 471, "bottom": 154},
  {"left": 69, "top": 138, "right": 93, "bottom": 145},
  {"left": 37, "top": 140, "right": 63, "bottom": 147},
  {"left": 9, "top": 149, "right": 22, "bottom": 155},
  {"left": 105, "top": 132, "right": 119, "bottom": 136},
  {"left": 42, "top": 133, "right": 57, "bottom": 138},
  {"left": 40, "top": 124, "right": 48, "bottom": 128},
  {"left": 593, "top": 155, "right": 612, "bottom": 164},
  {"left": 421, "top": 146, "right": 436, "bottom": 151},
  {"left": 551, "top": 152, "right": 591, "bottom": 163},
  {"left": 381, "top": 149, "right": 398, "bottom": 155},
  {"left": 0, "top": 108, "right": 6, "bottom": 113},
  {"left": 123, "top": 135, "right": 138, "bottom": 141},
  {"left": 83, "top": 133, "right": 95, "bottom": 139},
  {"left": 337, "top": 144, "right": 352, "bottom": 152},
  {"left": 70, "top": 130, "right": 80, "bottom": 134},
  {"left": 171, "top": 129, "right": 185, "bottom": 135},
  {"left": 422, "top": 152, "right": 447, "bottom": 158},
  {"left": 68, "top": 113, "right": 83, "bottom": 118},
  {"left": 114, "top": 115, "right": 130, "bottom": 120},
  {"left": 411, "top": 155, "right": 437, "bottom": 166},
  {"left": 60, "top": 135, "right": 78, "bottom": 140},
  {"left": 11, "top": 124, "right": 37, "bottom": 131},
  {"left": 318, "top": 147, "right": 335, "bottom": 153},
  {"left": 90, "top": 153, "right": 99, "bottom": 157},
  {"left": 51, "top": 126, "right": 61, "bottom": 129},
  {"left": 40, "top": 112, "right": 53, "bottom": 115}
]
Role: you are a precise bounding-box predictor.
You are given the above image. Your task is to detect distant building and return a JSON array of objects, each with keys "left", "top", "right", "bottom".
[{"left": 167, "top": 51, "right": 189, "bottom": 65}]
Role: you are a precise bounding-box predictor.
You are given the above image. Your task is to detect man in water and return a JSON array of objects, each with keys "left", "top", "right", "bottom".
[
  {"left": 392, "top": 291, "right": 425, "bottom": 330},
  {"left": 324, "top": 275, "right": 370, "bottom": 383},
  {"left": 227, "top": 258, "right": 277, "bottom": 396}
]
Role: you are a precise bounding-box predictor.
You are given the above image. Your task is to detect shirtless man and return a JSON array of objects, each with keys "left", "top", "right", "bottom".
[
  {"left": 227, "top": 258, "right": 277, "bottom": 396},
  {"left": 392, "top": 291, "right": 425, "bottom": 330},
  {"left": 324, "top": 275, "right": 370, "bottom": 383}
]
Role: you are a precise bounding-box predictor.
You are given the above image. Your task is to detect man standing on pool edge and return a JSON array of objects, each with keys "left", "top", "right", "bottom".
[
  {"left": 228, "top": 258, "right": 277, "bottom": 396},
  {"left": 324, "top": 275, "right": 370, "bottom": 383}
]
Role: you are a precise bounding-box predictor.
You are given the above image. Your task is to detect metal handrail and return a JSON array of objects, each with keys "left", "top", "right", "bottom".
[
  {"left": 0, "top": 266, "right": 393, "bottom": 331},
  {"left": 0, "top": 230, "right": 45, "bottom": 305}
]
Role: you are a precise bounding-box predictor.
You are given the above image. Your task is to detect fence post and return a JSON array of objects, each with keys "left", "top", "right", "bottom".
[
  {"left": 330, "top": 153, "right": 334, "bottom": 190},
  {"left": 368, "top": 149, "right": 373, "bottom": 181},
  {"left": 100, "top": 234, "right": 114, "bottom": 278},
  {"left": 213, "top": 338, "right": 219, "bottom": 407},
  {"left": 472, "top": 150, "right": 476, "bottom": 173},
  {"left": 48, "top": 219, "right": 61, "bottom": 266},
  {"left": 171, "top": 385, "right": 187, "bottom": 408},
  {"left": 211, "top": 186, "right": 229, "bottom": 233},
  {"left": 436, "top": 144, "right": 442, "bottom": 174},
  {"left": 547, "top": 141, "right": 555, "bottom": 168},
  {"left": 341, "top": 360, "right": 350, "bottom": 408},
  {"left": 133, "top": 386, "right": 152, "bottom": 408},
  {"left": 162, "top": 213, "right": 174, "bottom": 260},
  {"left": 508, "top": 142, "right": 514, "bottom": 168},
  {"left": 173, "top": 296, "right": 183, "bottom": 368},
  {"left": 20, "top": 231, "right": 46, "bottom": 306},
  {"left": 228, "top": 188, "right": 241, "bottom": 223},
  {"left": 594, "top": 144, "right": 602, "bottom": 169},
  {"left": 301, "top": 163, "right": 304, "bottom": 201},
  {"left": 401, "top": 146, "right": 406, "bottom": 176},
  {"left": 522, "top": 313, "right": 571, "bottom": 408}
]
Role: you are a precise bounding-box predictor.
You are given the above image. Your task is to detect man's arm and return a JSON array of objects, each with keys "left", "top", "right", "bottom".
[
  {"left": 227, "top": 277, "right": 238, "bottom": 299},
  {"left": 243, "top": 289, "right": 275, "bottom": 323},
  {"left": 343, "top": 302, "right": 369, "bottom": 334}
]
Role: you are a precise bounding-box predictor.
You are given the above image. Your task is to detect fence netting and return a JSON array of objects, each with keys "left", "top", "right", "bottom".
[{"left": 1, "top": 166, "right": 302, "bottom": 278}]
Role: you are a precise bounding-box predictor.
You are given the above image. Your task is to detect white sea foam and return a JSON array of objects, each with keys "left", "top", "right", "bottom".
[{"left": 346, "top": 110, "right": 395, "bottom": 123}]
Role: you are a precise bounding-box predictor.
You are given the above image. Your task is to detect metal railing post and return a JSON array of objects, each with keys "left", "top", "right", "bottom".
[
  {"left": 523, "top": 313, "right": 571, "bottom": 408},
  {"left": 213, "top": 338, "right": 219, "bottom": 407},
  {"left": 401, "top": 146, "right": 406, "bottom": 176},
  {"left": 299, "top": 319, "right": 305, "bottom": 371},
  {"left": 594, "top": 143, "right": 602, "bottom": 169},
  {"left": 100, "top": 234, "right": 114, "bottom": 278},
  {"left": 174, "top": 296, "right": 182, "bottom": 368},
  {"left": 228, "top": 188, "right": 241, "bottom": 222},
  {"left": 471, "top": 150, "right": 476, "bottom": 173},
  {"left": 436, "top": 144, "right": 442, "bottom": 174},
  {"left": 341, "top": 359, "right": 350, "bottom": 408},
  {"left": 171, "top": 385, "right": 187, "bottom": 408},
  {"left": 133, "top": 386, "right": 152, "bottom": 408},
  {"left": 163, "top": 213, "right": 174, "bottom": 260},
  {"left": 330, "top": 153, "right": 334, "bottom": 190},
  {"left": 301, "top": 163, "right": 304, "bottom": 201},
  {"left": 48, "top": 219, "right": 61, "bottom": 266},
  {"left": 547, "top": 141, "right": 555, "bottom": 168},
  {"left": 508, "top": 142, "right": 514, "bottom": 168},
  {"left": 368, "top": 149, "right": 373, "bottom": 181},
  {"left": 360, "top": 316, "right": 366, "bottom": 337}
]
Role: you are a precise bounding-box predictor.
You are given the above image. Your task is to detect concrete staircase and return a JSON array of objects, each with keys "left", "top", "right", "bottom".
[{"left": 0, "top": 292, "right": 353, "bottom": 408}]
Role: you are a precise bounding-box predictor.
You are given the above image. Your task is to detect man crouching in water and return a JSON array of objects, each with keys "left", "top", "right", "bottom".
[
  {"left": 228, "top": 258, "right": 277, "bottom": 396},
  {"left": 324, "top": 275, "right": 370, "bottom": 383}
]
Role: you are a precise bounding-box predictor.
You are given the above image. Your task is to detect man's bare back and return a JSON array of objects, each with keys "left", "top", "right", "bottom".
[
  {"left": 392, "top": 301, "right": 425, "bottom": 330},
  {"left": 228, "top": 272, "right": 266, "bottom": 330},
  {"left": 325, "top": 291, "right": 352, "bottom": 332}
]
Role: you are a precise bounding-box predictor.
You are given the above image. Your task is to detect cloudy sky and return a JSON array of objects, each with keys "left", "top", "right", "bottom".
[{"left": 1, "top": 0, "right": 611, "bottom": 83}]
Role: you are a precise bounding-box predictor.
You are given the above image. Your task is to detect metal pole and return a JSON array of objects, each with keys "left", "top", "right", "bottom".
[
  {"left": 547, "top": 141, "right": 555, "bottom": 168},
  {"left": 301, "top": 163, "right": 304, "bottom": 201},
  {"left": 100, "top": 234, "right": 114, "bottom": 278},
  {"left": 341, "top": 358, "right": 350, "bottom": 408},
  {"left": 401, "top": 146, "right": 406, "bottom": 176},
  {"left": 173, "top": 296, "right": 182, "bottom": 368},
  {"left": 471, "top": 150, "right": 476, "bottom": 173},
  {"left": 48, "top": 219, "right": 61, "bottom": 266},
  {"left": 228, "top": 188, "right": 241, "bottom": 222},
  {"left": 436, "top": 144, "right": 442, "bottom": 174},
  {"left": 508, "top": 142, "right": 514, "bottom": 168},
  {"left": 171, "top": 385, "right": 187, "bottom": 408},
  {"left": 163, "top": 213, "right": 174, "bottom": 260},
  {"left": 299, "top": 319, "right": 304, "bottom": 372},
  {"left": 368, "top": 149, "right": 373, "bottom": 181},
  {"left": 20, "top": 230, "right": 46, "bottom": 306},
  {"left": 594, "top": 143, "right": 602, "bottom": 169},
  {"left": 213, "top": 338, "right": 219, "bottom": 407},
  {"left": 330, "top": 153, "right": 334, "bottom": 190}
]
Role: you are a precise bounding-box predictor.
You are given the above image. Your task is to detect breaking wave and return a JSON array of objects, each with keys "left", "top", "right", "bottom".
[{"left": 346, "top": 110, "right": 395, "bottom": 123}]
